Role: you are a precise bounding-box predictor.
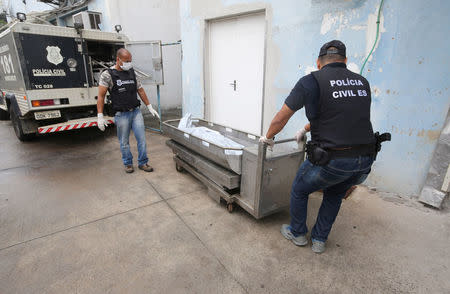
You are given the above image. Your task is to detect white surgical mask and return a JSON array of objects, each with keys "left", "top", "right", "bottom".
[{"left": 120, "top": 60, "right": 133, "bottom": 71}]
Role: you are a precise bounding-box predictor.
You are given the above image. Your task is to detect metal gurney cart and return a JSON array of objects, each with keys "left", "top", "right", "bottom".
[{"left": 162, "top": 119, "right": 306, "bottom": 219}]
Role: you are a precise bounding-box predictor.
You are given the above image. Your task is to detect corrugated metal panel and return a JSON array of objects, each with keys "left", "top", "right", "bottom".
[{"left": 16, "top": 95, "right": 29, "bottom": 115}]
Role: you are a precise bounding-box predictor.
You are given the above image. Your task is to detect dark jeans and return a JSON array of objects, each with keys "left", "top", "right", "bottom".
[{"left": 290, "top": 155, "right": 374, "bottom": 242}]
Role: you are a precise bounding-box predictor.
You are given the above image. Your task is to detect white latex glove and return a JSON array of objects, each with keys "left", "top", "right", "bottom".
[
  {"left": 259, "top": 136, "right": 275, "bottom": 151},
  {"left": 295, "top": 128, "right": 308, "bottom": 143},
  {"left": 147, "top": 104, "right": 160, "bottom": 120},
  {"left": 97, "top": 113, "right": 109, "bottom": 131}
]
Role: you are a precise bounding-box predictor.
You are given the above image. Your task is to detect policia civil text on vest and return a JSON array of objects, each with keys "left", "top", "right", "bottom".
[
  {"left": 97, "top": 48, "right": 160, "bottom": 174},
  {"left": 306, "top": 60, "right": 390, "bottom": 165},
  {"left": 260, "top": 40, "right": 390, "bottom": 253},
  {"left": 107, "top": 68, "right": 141, "bottom": 113}
]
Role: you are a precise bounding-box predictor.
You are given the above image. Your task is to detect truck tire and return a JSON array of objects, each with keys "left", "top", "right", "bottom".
[
  {"left": 10, "top": 106, "right": 35, "bottom": 141},
  {"left": 0, "top": 108, "right": 9, "bottom": 120}
]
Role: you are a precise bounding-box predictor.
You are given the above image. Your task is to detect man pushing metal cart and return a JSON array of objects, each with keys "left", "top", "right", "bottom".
[{"left": 162, "top": 117, "right": 306, "bottom": 219}]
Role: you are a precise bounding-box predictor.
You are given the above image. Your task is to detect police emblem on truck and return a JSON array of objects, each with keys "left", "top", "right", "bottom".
[{"left": 46, "top": 46, "right": 63, "bottom": 65}]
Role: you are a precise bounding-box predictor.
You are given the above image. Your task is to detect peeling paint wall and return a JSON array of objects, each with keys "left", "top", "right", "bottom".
[{"left": 180, "top": 0, "right": 450, "bottom": 197}]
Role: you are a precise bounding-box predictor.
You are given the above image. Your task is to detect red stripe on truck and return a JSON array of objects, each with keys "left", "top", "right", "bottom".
[{"left": 37, "top": 118, "right": 113, "bottom": 135}]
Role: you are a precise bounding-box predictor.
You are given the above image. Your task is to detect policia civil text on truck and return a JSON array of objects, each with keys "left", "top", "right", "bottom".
[{"left": 259, "top": 40, "right": 390, "bottom": 254}]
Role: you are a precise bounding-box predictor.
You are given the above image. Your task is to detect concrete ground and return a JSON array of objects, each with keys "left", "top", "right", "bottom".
[{"left": 0, "top": 120, "right": 449, "bottom": 294}]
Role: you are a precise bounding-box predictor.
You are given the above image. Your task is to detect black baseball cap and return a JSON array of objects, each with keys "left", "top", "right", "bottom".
[{"left": 319, "top": 40, "right": 346, "bottom": 57}]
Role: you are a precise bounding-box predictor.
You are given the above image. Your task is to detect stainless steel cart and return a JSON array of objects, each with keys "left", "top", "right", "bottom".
[{"left": 162, "top": 119, "right": 306, "bottom": 219}]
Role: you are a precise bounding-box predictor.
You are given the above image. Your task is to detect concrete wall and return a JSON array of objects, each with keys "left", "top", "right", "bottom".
[
  {"left": 4, "top": 0, "right": 182, "bottom": 110},
  {"left": 179, "top": 0, "right": 450, "bottom": 197}
]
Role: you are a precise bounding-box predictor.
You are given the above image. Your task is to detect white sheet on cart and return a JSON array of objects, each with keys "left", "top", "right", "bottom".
[{"left": 178, "top": 114, "right": 244, "bottom": 153}]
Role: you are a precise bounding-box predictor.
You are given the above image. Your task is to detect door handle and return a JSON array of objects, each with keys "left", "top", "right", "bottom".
[{"left": 229, "top": 80, "right": 236, "bottom": 91}]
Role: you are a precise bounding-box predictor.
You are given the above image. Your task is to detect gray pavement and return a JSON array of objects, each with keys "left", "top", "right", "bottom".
[{"left": 0, "top": 120, "right": 449, "bottom": 294}]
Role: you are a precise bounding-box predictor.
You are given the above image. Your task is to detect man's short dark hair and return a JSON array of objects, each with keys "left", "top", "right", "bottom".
[{"left": 318, "top": 47, "right": 346, "bottom": 63}]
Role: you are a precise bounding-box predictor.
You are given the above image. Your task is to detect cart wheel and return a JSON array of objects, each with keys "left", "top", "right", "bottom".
[
  {"left": 227, "top": 203, "right": 234, "bottom": 213},
  {"left": 175, "top": 163, "right": 184, "bottom": 172}
]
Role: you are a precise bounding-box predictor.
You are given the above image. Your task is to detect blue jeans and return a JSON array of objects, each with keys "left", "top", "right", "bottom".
[
  {"left": 114, "top": 108, "right": 148, "bottom": 166},
  {"left": 290, "top": 155, "right": 374, "bottom": 242}
]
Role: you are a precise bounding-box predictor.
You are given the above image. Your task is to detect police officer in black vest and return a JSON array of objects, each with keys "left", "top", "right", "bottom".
[
  {"left": 97, "top": 48, "right": 160, "bottom": 173},
  {"left": 260, "top": 40, "right": 377, "bottom": 253}
]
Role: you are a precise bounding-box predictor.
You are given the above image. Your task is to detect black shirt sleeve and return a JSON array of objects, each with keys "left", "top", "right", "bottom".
[{"left": 284, "top": 74, "right": 318, "bottom": 112}]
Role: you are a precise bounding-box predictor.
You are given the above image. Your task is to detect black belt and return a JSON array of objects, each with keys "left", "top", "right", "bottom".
[
  {"left": 306, "top": 142, "right": 375, "bottom": 166},
  {"left": 306, "top": 133, "right": 391, "bottom": 166},
  {"left": 326, "top": 144, "right": 375, "bottom": 158},
  {"left": 114, "top": 106, "right": 139, "bottom": 112}
]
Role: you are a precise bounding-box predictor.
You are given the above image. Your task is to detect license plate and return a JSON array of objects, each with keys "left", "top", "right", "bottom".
[{"left": 34, "top": 110, "right": 61, "bottom": 120}]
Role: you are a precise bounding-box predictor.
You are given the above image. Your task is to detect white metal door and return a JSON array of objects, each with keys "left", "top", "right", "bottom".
[{"left": 208, "top": 13, "right": 265, "bottom": 135}]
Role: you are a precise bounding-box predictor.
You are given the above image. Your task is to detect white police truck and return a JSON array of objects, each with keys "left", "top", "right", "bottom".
[{"left": 0, "top": 20, "right": 163, "bottom": 141}]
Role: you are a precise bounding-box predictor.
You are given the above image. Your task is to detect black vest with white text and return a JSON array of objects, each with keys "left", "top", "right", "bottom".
[
  {"left": 107, "top": 68, "right": 140, "bottom": 111},
  {"left": 310, "top": 63, "right": 374, "bottom": 148}
]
